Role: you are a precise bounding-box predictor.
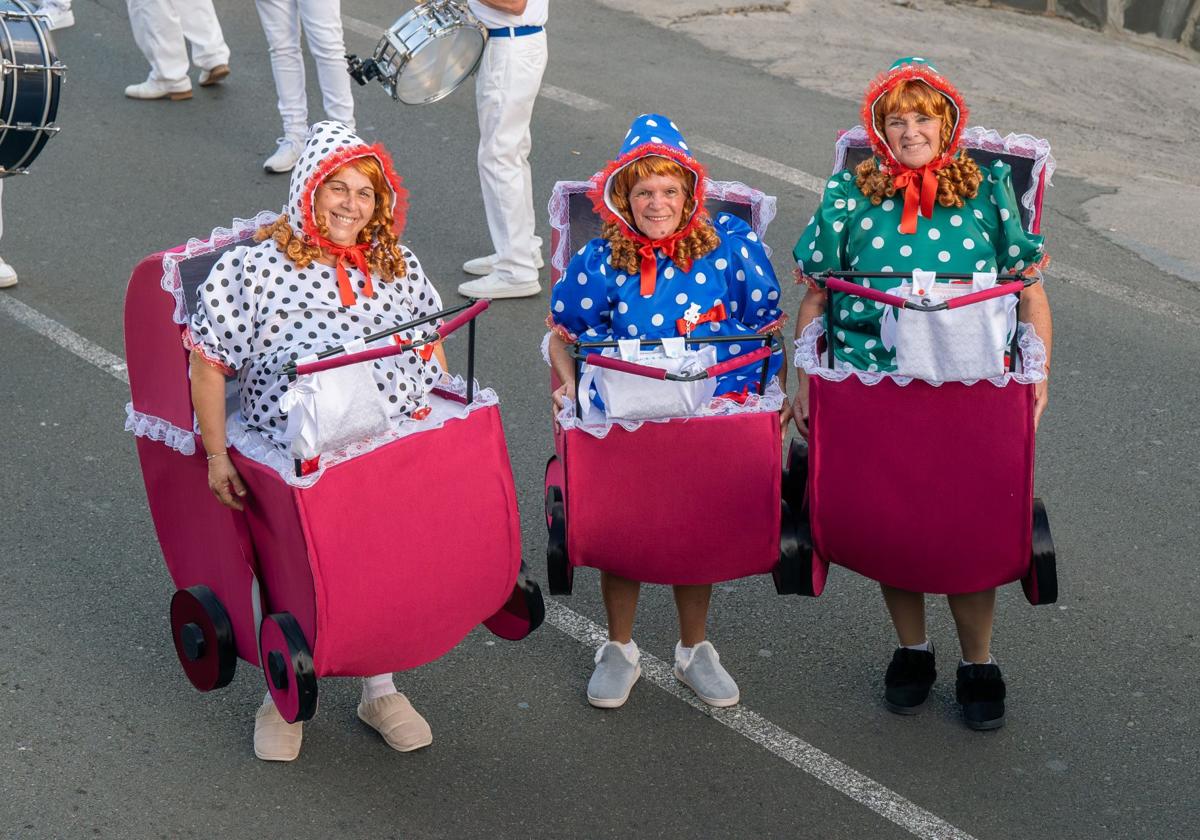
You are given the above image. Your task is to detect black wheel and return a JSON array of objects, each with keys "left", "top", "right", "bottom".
[
  {"left": 170, "top": 585, "right": 237, "bottom": 692},
  {"left": 774, "top": 500, "right": 818, "bottom": 596},
  {"left": 258, "top": 612, "right": 318, "bottom": 723},
  {"left": 782, "top": 439, "right": 809, "bottom": 515},
  {"left": 1022, "top": 497, "right": 1058, "bottom": 605},
  {"left": 546, "top": 485, "right": 573, "bottom": 596},
  {"left": 483, "top": 561, "right": 547, "bottom": 641}
]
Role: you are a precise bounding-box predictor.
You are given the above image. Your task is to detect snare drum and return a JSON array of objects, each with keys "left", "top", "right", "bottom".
[
  {"left": 0, "top": 0, "right": 65, "bottom": 175},
  {"left": 347, "top": 1, "right": 485, "bottom": 106}
]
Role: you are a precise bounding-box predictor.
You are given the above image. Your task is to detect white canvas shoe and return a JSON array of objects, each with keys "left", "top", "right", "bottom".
[
  {"left": 124, "top": 76, "right": 192, "bottom": 101},
  {"left": 263, "top": 137, "right": 303, "bottom": 173},
  {"left": 457, "top": 273, "right": 541, "bottom": 300},
  {"left": 0, "top": 257, "right": 17, "bottom": 289},
  {"left": 462, "top": 250, "right": 544, "bottom": 276}
]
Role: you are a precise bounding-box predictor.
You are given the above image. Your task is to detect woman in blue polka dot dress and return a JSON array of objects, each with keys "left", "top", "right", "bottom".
[
  {"left": 545, "top": 113, "right": 788, "bottom": 710},
  {"left": 791, "top": 59, "right": 1055, "bottom": 730}
]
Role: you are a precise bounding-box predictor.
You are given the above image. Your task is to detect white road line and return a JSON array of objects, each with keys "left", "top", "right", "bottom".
[
  {"left": 0, "top": 295, "right": 128, "bottom": 384},
  {"left": 341, "top": 13, "right": 379, "bottom": 41},
  {"left": 540, "top": 84, "right": 608, "bottom": 112},
  {"left": 545, "top": 602, "right": 978, "bottom": 840},
  {"left": 1054, "top": 262, "right": 1200, "bottom": 330},
  {"left": 692, "top": 135, "right": 829, "bottom": 195}
]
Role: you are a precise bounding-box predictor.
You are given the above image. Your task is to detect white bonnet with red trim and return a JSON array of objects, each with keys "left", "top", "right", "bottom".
[
  {"left": 588, "top": 113, "right": 707, "bottom": 240},
  {"left": 284, "top": 120, "right": 408, "bottom": 246}
]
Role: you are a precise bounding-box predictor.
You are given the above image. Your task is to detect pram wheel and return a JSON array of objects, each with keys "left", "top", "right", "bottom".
[
  {"left": 259, "top": 613, "right": 318, "bottom": 724},
  {"left": 546, "top": 485, "right": 573, "bottom": 596},
  {"left": 169, "top": 585, "right": 237, "bottom": 692},
  {"left": 1021, "top": 497, "right": 1058, "bottom": 605},
  {"left": 774, "top": 500, "right": 824, "bottom": 596},
  {"left": 483, "top": 561, "right": 547, "bottom": 640},
  {"left": 782, "top": 439, "right": 808, "bottom": 515},
  {"left": 544, "top": 456, "right": 573, "bottom": 596}
]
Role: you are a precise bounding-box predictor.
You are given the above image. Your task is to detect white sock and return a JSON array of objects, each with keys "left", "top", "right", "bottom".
[
  {"left": 261, "top": 690, "right": 274, "bottom": 708},
  {"left": 361, "top": 673, "right": 398, "bottom": 703},
  {"left": 902, "top": 640, "right": 931, "bottom": 652},
  {"left": 960, "top": 656, "right": 995, "bottom": 667},
  {"left": 675, "top": 641, "right": 696, "bottom": 668}
]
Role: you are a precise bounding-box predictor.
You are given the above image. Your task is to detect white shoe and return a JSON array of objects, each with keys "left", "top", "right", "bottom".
[
  {"left": 198, "top": 63, "right": 230, "bottom": 87},
  {"left": 457, "top": 273, "right": 542, "bottom": 300},
  {"left": 0, "top": 257, "right": 17, "bottom": 289},
  {"left": 36, "top": 4, "right": 73, "bottom": 30},
  {"left": 462, "top": 250, "right": 544, "bottom": 276},
  {"left": 263, "top": 137, "right": 303, "bottom": 173},
  {"left": 124, "top": 76, "right": 192, "bottom": 101}
]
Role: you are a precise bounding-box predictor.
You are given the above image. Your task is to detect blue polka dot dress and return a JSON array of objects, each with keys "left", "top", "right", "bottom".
[{"left": 552, "top": 213, "right": 784, "bottom": 403}]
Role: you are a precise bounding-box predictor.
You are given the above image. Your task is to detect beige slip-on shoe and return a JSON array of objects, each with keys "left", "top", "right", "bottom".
[
  {"left": 357, "top": 693, "right": 433, "bottom": 752},
  {"left": 253, "top": 700, "right": 303, "bottom": 762}
]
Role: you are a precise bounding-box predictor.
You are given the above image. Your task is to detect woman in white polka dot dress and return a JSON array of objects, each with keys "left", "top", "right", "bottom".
[
  {"left": 546, "top": 114, "right": 788, "bottom": 711},
  {"left": 187, "top": 121, "right": 445, "bottom": 760},
  {"left": 791, "top": 59, "right": 1054, "bottom": 730}
]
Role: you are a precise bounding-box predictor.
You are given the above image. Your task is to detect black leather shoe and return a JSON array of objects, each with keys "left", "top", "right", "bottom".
[
  {"left": 884, "top": 646, "right": 936, "bottom": 714},
  {"left": 956, "top": 662, "right": 1007, "bottom": 730}
]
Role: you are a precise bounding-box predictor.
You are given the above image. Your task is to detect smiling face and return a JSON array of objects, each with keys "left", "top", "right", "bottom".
[
  {"left": 884, "top": 110, "right": 942, "bottom": 169},
  {"left": 628, "top": 173, "right": 687, "bottom": 240},
  {"left": 313, "top": 163, "right": 377, "bottom": 246}
]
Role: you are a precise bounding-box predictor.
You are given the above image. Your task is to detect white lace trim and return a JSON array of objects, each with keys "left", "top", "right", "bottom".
[
  {"left": 540, "top": 330, "right": 553, "bottom": 367},
  {"left": 793, "top": 319, "right": 1047, "bottom": 388},
  {"left": 160, "top": 210, "right": 282, "bottom": 325},
  {"left": 547, "top": 178, "right": 777, "bottom": 276},
  {"left": 124, "top": 403, "right": 196, "bottom": 455},
  {"left": 555, "top": 378, "right": 786, "bottom": 439},
  {"left": 227, "top": 375, "right": 500, "bottom": 487},
  {"left": 832, "top": 126, "right": 1055, "bottom": 234}
]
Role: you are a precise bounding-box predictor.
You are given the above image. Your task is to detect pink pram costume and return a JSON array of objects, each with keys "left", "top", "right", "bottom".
[
  {"left": 542, "top": 114, "right": 802, "bottom": 596},
  {"left": 124, "top": 122, "right": 543, "bottom": 730},
  {"left": 787, "top": 60, "right": 1058, "bottom": 605}
]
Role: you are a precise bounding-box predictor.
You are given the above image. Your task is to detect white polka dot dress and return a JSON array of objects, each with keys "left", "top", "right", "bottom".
[{"left": 187, "top": 122, "right": 445, "bottom": 451}]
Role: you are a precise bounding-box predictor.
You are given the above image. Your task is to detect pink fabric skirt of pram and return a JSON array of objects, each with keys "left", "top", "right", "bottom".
[{"left": 807, "top": 374, "right": 1035, "bottom": 595}]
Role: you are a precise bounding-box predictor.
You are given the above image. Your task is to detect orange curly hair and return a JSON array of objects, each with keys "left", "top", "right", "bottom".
[
  {"left": 855, "top": 80, "right": 982, "bottom": 209},
  {"left": 603, "top": 156, "right": 720, "bottom": 275},
  {"left": 255, "top": 156, "right": 407, "bottom": 281}
]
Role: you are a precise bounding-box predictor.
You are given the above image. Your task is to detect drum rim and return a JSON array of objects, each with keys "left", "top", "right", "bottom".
[{"left": 373, "top": 0, "right": 486, "bottom": 106}]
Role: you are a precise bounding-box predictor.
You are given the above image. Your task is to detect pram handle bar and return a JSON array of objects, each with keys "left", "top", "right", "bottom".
[
  {"left": 573, "top": 334, "right": 777, "bottom": 383},
  {"left": 823, "top": 275, "right": 1029, "bottom": 312},
  {"left": 285, "top": 301, "right": 489, "bottom": 378}
]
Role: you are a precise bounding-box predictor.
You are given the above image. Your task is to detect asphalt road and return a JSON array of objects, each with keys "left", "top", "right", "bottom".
[{"left": 1, "top": 1, "right": 1198, "bottom": 838}]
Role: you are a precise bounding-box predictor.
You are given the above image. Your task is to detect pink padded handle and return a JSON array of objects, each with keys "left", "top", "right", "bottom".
[
  {"left": 825, "top": 277, "right": 908, "bottom": 309},
  {"left": 294, "top": 300, "right": 490, "bottom": 376},
  {"left": 582, "top": 353, "right": 668, "bottom": 380},
  {"left": 705, "top": 345, "right": 773, "bottom": 378}
]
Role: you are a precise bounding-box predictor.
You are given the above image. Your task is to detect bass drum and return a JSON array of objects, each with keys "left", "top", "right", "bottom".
[
  {"left": 0, "top": 0, "right": 65, "bottom": 175},
  {"left": 347, "top": 0, "right": 485, "bottom": 106}
]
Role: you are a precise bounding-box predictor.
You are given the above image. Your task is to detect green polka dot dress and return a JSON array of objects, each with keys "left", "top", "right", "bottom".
[{"left": 794, "top": 160, "right": 1045, "bottom": 373}]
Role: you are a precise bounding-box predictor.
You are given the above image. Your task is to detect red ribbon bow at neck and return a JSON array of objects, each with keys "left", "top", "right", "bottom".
[
  {"left": 637, "top": 237, "right": 684, "bottom": 297},
  {"left": 892, "top": 164, "right": 940, "bottom": 235},
  {"left": 325, "top": 242, "right": 375, "bottom": 307}
]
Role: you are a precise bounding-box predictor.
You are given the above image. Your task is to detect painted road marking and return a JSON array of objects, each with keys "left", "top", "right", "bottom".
[{"left": 0, "top": 295, "right": 128, "bottom": 383}]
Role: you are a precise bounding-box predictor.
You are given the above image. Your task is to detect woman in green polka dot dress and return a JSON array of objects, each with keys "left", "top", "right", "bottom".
[{"left": 790, "top": 58, "right": 1054, "bottom": 730}]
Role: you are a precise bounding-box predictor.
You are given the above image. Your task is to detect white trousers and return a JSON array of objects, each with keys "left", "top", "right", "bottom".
[
  {"left": 126, "top": 0, "right": 230, "bottom": 84},
  {"left": 254, "top": 0, "right": 355, "bottom": 140},
  {"left": 475, "top": 31, "right": 547, "bottom": 283}
]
